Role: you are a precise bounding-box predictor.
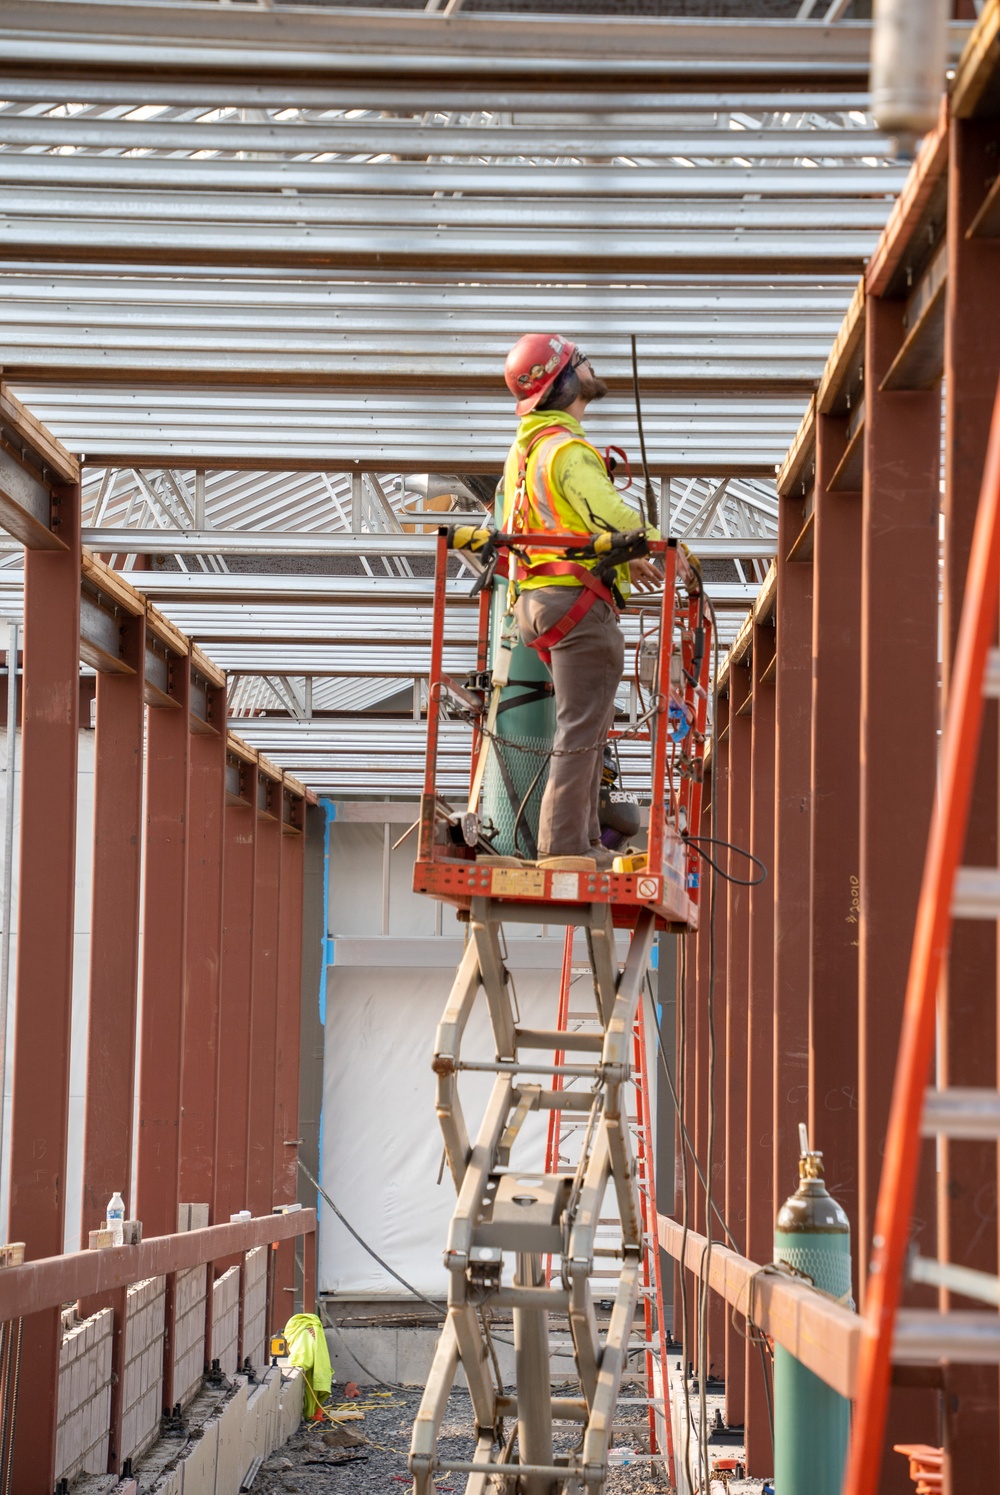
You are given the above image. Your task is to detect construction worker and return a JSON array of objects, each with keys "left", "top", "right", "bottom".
[{"left": 502, "top": 333, "right": 662, "bottom": 869}]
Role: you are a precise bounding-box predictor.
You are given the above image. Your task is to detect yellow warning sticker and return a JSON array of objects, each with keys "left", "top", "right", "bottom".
[{"left": 491, "top": 867, "right": 546, "bottom": 897}]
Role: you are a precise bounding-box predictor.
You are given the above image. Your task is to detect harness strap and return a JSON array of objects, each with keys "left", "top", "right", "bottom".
[{"left": 525, "top": 564, "right": 618, "bottom": 666}]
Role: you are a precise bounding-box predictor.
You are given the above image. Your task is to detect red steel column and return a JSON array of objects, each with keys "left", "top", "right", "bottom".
[
  {"left": 136, "top": 655, "right": 191, "bottom": 1238},
  {"left": 744, "top": 620, "right": 775, "bottom": 1476},
  {"left": 940, "top": 113, "right": 1000, "bottom": 1494},
  {"left": 247, "top": 771, "right": 282, "bottom": 1217},
  {"left": 272, "top": 792, "right": 305, "bottom": 1324},
  {"left": 179, "top": 684, "right": 227, "bottom": 1216},
  {"left": 708, "top": 694, "right": 729, "bottom": 1384},
  {"left": 7, "top": 479, "right": 80, "bottom": 1491},
  {"left": 214, "top": 759, "right": 257, "bottom": 1223},
  {"left": 858, "top": 292, "right": 943, "bottom": 1494},
  {"left": 676, "top": 922, "right": 698, "bottom": 1371},
  {"left": 724, "top": 657, "right": 751, "bottom": 1423},
  {"left": 773, "top": 493, "right": 813, "bottom": 1209},
  {"left": 809, "top": 415, "right": 861, "bottom": 1273},
  {"left": 81, "top": 610, "right": 146, "bottom": 1241}
]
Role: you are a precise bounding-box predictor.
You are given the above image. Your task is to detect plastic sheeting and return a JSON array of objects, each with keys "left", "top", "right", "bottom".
[{"left": 320, "top": 958, "right": 557, "bottom": 1298}]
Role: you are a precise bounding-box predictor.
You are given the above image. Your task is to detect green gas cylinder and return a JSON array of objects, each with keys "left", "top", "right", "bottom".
[
  {"left": 773, "top": 1127, "right": 852, "bottom": 1495},
  {"left": 480, "top": 493, "right": 556, "bottom": 858}
]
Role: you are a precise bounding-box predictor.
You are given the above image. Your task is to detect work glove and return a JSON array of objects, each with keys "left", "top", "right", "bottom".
[{"left": 448, "top": 525, "right": 495, "bottom": 554}]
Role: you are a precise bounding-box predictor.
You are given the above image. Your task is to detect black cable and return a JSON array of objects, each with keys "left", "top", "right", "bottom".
[
  {"left": 630, "top": 335, "right": 658, "bottom": 528},
  {"left": 298, "top": 1159, "right": 447, "bottom": 1319},
  {"left": 682, "top": 833, "right": 768, "bottom": 887}
]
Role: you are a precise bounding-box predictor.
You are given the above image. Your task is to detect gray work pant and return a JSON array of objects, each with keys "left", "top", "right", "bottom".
[{"left": 514, "top": 586, "right": 624, "bottom": 858}]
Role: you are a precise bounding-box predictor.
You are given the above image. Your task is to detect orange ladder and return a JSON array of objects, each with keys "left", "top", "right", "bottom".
[
  {"left": 545, "top": 926, "right": 676, "bottom": 1487},
  {"left": 844, "top": 377, "right": 1000, "bottom": 1492}
]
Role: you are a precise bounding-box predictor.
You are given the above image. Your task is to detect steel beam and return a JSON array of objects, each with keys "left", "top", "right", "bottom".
[
  {"left": 136, "top": 652, "right": 191, "bottom": 1238},
  {"left": 0, "top": 1208, "right": 316, "bottom": 1322},
  {"left": 771, "top": 490, "right": 813, "bottom": 1213},
  {"left": 213, "top": 771, "right": 257, "bottom": 1224},
  {"left": 744, "top": 618, "right": 775, "bottom": 1477},
  {"left": 246, "top": 771, "right": 281, "bottom": 1217},
  {"left": 939, "top": 111, "right": 1000, "bottom": 1495},
  {"left": 858, "top": 284, "right": 943, "bottom": 1495},
  {"left": 808, "top": 414, "right": 860, "bottom": 1273},
  {"left": 80, "top": 608, "right": 145, "bottom": 1242},
  {"left": 178, "top": 684, "right": 227, "bottom": 1216},
  {"left": 724, "top": 657, "right": 751, "bottom": 1426},
  {"left": 272, "top": 798, "right": 305, "bottom": 1327},
  {"left": 5, "top": 475, "right": 80, "bottom": 1491}
]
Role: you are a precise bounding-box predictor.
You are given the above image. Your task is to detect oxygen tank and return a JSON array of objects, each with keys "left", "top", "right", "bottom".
[
  {"left": 481, "top": 487, "right": 556, "bottom": 858},
  {"left": 772, "top": 1125, "right": 852, "bottom": 1495}
]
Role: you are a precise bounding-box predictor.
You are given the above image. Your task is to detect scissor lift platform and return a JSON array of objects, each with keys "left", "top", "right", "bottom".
[
  {"left": 413, "top": 844, "right": 695, "bottom": 928},
  {"left": 408, "top": 530, "right": 709, "bottom": 1493}
]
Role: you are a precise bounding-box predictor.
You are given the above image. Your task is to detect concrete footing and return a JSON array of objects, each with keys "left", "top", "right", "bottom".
[{"left": 326, "top": 1323, "right": 576, "bottom": 1388}]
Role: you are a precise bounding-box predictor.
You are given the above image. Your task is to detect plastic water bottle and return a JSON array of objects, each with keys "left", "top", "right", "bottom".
[{"left": 106, "top": 1191, "right": 125, "bottom": 1247}]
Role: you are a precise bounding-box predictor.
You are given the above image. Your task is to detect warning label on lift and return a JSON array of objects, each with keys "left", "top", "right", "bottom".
[{"left": 491, "top": 867, "right": 546, "bottom": 898}]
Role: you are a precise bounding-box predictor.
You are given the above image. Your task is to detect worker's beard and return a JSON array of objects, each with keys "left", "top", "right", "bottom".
[{"left": 578, "top": 372, "right": 608, "bottom": 403}]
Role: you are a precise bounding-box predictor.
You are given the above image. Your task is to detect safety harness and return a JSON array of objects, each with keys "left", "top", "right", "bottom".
[{"left": 506, "top": 425, "right": 619, "bottom": 666}]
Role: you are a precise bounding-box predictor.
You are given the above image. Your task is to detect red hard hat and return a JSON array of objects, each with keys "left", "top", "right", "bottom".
[{"left": 504, "top": 333, "right": 576, "bottom": 416}]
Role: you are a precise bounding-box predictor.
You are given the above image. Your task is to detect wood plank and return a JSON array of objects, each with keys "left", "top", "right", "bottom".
[
  {"left": 0, "top": 383, "right": 78, "bottom": 484},
  {"left": 80, "top": 549, "right": 146, "bottom": 618},
  {"left": 775, "top": 397, "right": 816, "bottom": 498},
  {"left": 866, "top": 97, "right": 950, "bottom": 297},
  {"left": 817, "top": 277, "right": 866, "bottom": 414},
  {"left": 145, "top": 600, "right": 189, "bottom": 658},
  {"left": 190, "top": 642, "right": 226, "bottom": 690},
  {"left": 951, "top": 0, "right": 1000, "bottom": 119}
]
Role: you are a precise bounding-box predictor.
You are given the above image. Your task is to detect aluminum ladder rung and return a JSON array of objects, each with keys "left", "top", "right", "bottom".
[
  {"left": 951, "top": 866, "right": 1000, "bottom": 919},
  {"left": 895, "top": 1309, "right": 1000, "bottom": 1363},
  {"left": 922, "top": 1086, "right": 1000, "bottom": 1138},
  {"left": 909, "top": 1254, "right": 1000, "bottom": 1307}
]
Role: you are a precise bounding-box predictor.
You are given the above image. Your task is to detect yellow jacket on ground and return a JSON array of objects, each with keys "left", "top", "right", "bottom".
[{"left": 501, "top": 411, "right": 661, "bottom": 599}]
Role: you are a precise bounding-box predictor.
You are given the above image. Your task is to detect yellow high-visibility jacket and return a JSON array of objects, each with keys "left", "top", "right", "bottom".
[{"left": 501, "top": 411, "right": 660, "bottom": 600}]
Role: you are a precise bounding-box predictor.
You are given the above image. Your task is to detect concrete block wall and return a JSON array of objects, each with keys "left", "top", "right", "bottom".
[
  {"left": 148, "top": 1368, "right": 302, "bottom": 1495},
  {"left": 173, "top": 1264, "right": 208, "bottom": 1408},
  {"left": 55, "top": 1307, "right": 113, "bottom": 1483},
  {"left": 242, "top": 1247, "right": 267, "bottom": 1372},
  {"left": 212, "top": 1264, "right": 240, "bottom": 1377},
  {"left": 123, "top": 1275, "right": 166, "bottom": 1463}
]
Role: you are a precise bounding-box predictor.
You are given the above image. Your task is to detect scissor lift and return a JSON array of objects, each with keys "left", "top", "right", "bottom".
[{"left": 409, "top": 533, "right": 710, "bottom": 1494}]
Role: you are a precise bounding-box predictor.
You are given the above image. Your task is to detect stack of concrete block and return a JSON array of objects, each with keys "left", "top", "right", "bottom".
[
  {"left": 173, "top": 1265, "right": 208, "bottom": 1408},
  {"left": 55, "top": 1307, "right": 113, "bottom": 1483},
  {"left": 212, "top": 1265, "right": 240, "bottom": 1377},
  {"left": 152, "top": 1367, "right": 303, "bottom": 1495},
  {"left": 122, "top": 1276, "right": 166, "bottom": 1463},
  {"left": 242, "top": 1247, "right": 267, "bottom": 1372}
]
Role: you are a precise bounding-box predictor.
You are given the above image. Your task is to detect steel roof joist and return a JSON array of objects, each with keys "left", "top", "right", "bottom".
[
  {"left": 0, "top": 155, "right": 907, "bottom": 199},
  {"left": 0, "top": 114, "right": 895, "bottom": 158},
  {"left": 0, "top": 218, "right": 881, "bottom": 275},
  {"left": 0, "top": 4, "right": 891, "bottom": 85},
  {"left": 0, "top": 78, "right": 878, "bottom": 113}
]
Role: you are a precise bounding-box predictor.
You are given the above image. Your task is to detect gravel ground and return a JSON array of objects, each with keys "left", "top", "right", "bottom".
[{"left": 253, "top": 1387, "right": 671, "bottom": 1494}]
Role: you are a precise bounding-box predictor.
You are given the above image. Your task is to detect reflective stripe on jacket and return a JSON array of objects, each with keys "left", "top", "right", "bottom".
[{"left": 501, "top": 411, "right": 659, "bottom": 596}]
